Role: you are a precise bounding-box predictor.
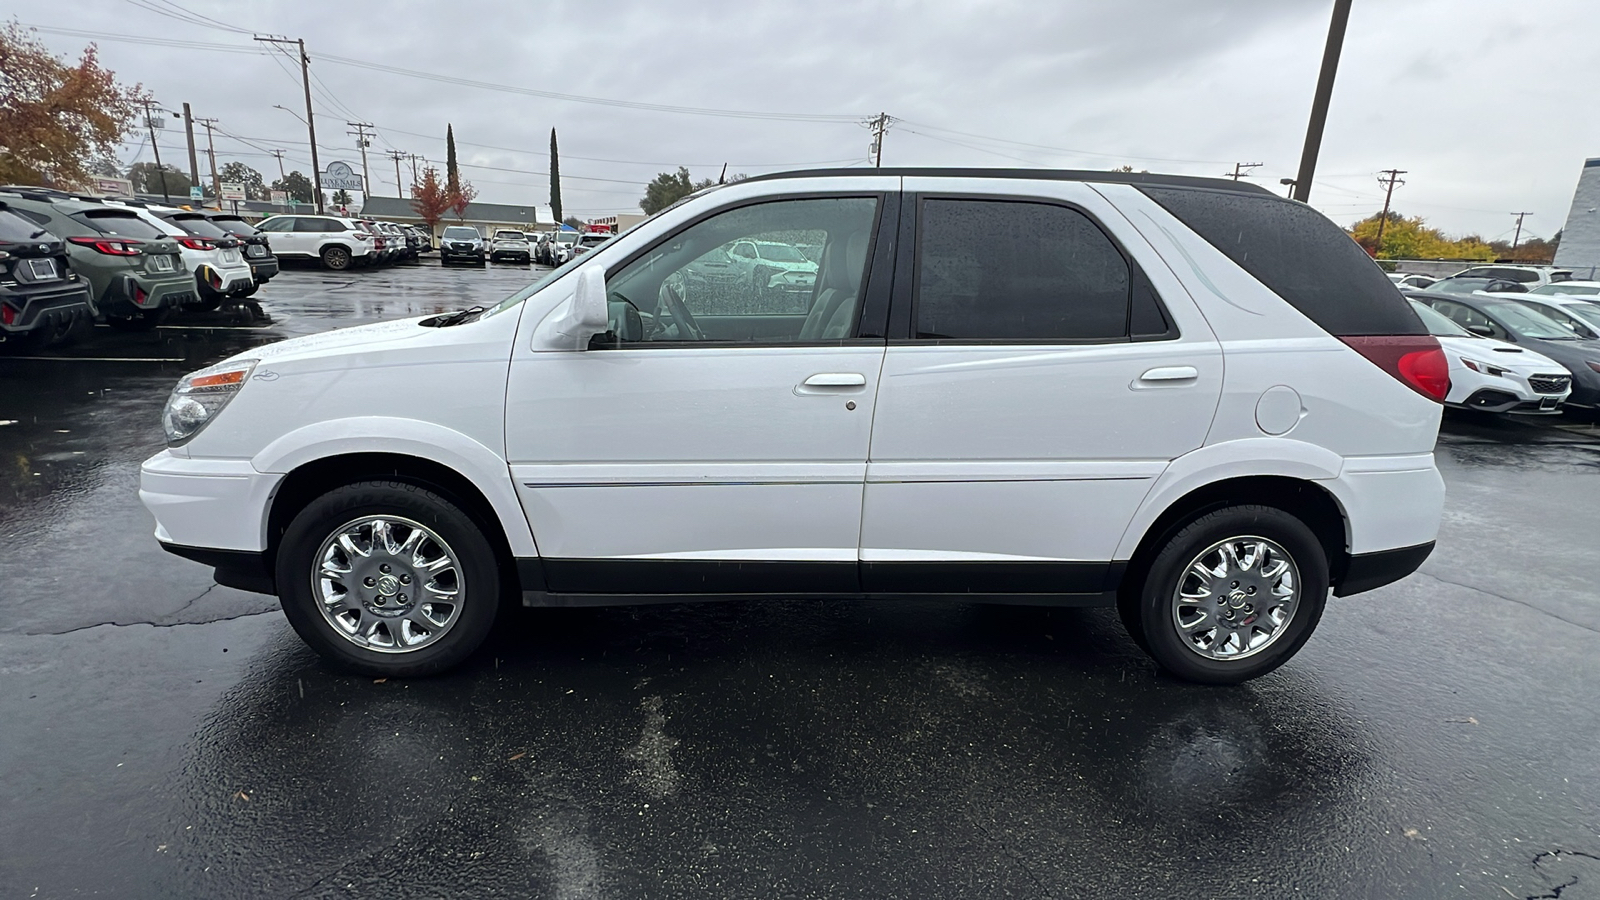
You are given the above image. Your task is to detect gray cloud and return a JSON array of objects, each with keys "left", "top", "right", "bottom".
[{"left": 24, "top": 0, "right": 1600, "bottom": 239}]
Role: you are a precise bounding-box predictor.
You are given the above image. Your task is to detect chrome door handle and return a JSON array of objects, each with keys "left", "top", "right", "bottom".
[
  {"left": 802, "top": 373, "right": 867, "bottom": 387},
  {"left": 1138, "top": 366, "right": 1199, "bottom": 382}
]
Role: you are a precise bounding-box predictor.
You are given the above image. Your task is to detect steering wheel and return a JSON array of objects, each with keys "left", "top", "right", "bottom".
[{"left": 658, "top": 280, "right": 705, "bottom": 341}]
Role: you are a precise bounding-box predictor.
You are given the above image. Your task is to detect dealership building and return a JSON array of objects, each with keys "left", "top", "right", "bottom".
[{"left": 1554, "top": 158, "right": 1600, "bottom": 277}]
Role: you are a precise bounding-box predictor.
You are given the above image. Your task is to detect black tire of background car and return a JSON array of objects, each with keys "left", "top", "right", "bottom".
[
  {"left": 188, "top": 296, "right": 225, "bottom": 313},
  {"left": 1128, "top": 504, "right": 1328, "bottom": 685},
  {"left": 275, "top": 480, "right": 502, "bottom": 677},
  {"left": 321, "top": 246, "right": 352, "bottom": 271},
  {"left": 104, "top": 307, "right": 170, "bottom": 331}
]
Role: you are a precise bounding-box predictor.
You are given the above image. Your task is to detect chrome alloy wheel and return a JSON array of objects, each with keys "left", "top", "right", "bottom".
[
  {"left": 312, "top": 515, "right": 464, "bottom": 653},
  {"left": 1171, "top": 536, "right": 1300, "bottom": 661}
]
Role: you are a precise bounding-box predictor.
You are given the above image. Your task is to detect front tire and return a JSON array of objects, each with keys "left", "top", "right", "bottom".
[
  {"left": 1128, "top": 505, "right": 1328, "bottom": 685},
  {"left": 276, "top": 481, "right": 501, "bottom": 677}
]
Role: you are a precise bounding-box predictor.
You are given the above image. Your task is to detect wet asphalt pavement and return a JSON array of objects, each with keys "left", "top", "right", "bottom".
[{"left": 3, "top": 259, "right": 1600, "bottom": 899}]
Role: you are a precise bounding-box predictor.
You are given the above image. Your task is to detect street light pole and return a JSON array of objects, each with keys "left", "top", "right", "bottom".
[
  {"left": 1291, "top": 0, "right": 1353, "bottom": 203},
  {"left": 255, "top": 36, "right": 324, "bottom": 213}
]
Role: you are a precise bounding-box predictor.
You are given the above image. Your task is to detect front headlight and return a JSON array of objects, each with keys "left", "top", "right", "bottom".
[
  {"left": 162, "top": 358, "right": 257, "bottom": 445},
  {"left": 1461, "top": 358, "right": 1509, "bottom": 378}
]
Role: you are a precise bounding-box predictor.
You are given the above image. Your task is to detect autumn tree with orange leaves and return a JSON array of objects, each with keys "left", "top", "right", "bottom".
[
  {"left": 0, "top": 24, "right": 145, "bottom": 187},
  {"left": 410, "top": 166, "right": 451, "bottom": 231}
]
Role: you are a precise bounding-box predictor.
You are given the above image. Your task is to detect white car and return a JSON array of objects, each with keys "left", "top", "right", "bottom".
[
  {"left": 1386, "top": 272, "right": 1436, "bottom": 290},
  {"left": 140, "top": 169, "right": 1448, "bottom": 684},
  {"left": 101, "top": 203, "right": 253, "bottom": 310},
  {"left": 1449, "top": 264, "right": 1574, "bottom": 290},
  {"left": 254, "top": 214, "right": 377, "bottom": 271},
  {"left": 489, "top": 230, "right": 532, "bottom": 264},
  {"left": 1527, "top": 280, "right": 1600, "bottom": 299},
  {"left": 1507, "top": 294, "right": 1600, "bottom": 342},
  {"left": 1409, "top": 299, "right": 1571, "bottom": 413}
]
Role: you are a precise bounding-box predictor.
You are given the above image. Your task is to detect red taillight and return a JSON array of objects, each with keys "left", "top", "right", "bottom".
[
  {"left": 1340, "top": 335, "right": 1450, "bottom": 402},
  {"left": 133, "top": 285, "right": 147, "bottom": 305},
  {"left": 1, "top": 304, "right": 15, "bottom": 325},
  {"left": 178, "top": 236, "right": 216, "bottom": 251},
  {"left": 68, "top": 236, "right": 143, "bottom": 256}
]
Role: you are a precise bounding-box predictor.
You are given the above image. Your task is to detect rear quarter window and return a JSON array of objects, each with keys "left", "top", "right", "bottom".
[
  {"left": 1139, "top": 186, "right": 1424, "bottom": 336},
  {"left": 0, "top": 209, "right": 46, "bottom": 241}
]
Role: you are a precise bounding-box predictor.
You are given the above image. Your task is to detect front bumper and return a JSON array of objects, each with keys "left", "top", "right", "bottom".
[
  {"left": 1452, "top": 388, "right": 1567, "bottom": 414},
  {"left": 139, "top": 451, "right": 281, "bottom": 555},
  {"left": 0, "top": 278, "right": 93, "bottom": 335}
]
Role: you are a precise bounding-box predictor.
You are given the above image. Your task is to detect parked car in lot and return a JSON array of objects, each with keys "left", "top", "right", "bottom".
[
  {"left": 408, "top": 225, "right": 434, "bottom": 253},
  {"left": 489, "top": 229, "right": 532, "bottom": 264},
  {"left": 1387, "top": 272, "right": 1437, "bottom": 289},
  {"left": 376, "top": 222, "right": 419, "bottom": 263},
  {"left": 1509, "top": 295, "right": 1600, "bottom": 340},
  {"left": 570, "top": 233, "right": 613, "bottom": 259},
  {"left": 201, "top": 212, "right": 279, "bottom": 295},
  {"left": 143, "top": 168, "right": 1450, "bottom": 685},
  {"left": 1450, "top": 264, "right": 1573, "bottom": 289},
  {"left": 151, "top": 211, "right": 254, "bottom": 310},
  {"left": 1427, "top": 276, "right": 1528, "bottom": 295},
  {"left": 1409, "top": 289, "right": 1600, "bottom": 408},
  {"left": 0, "top": 200, "right": 93, "bottom": 349},
  {"left": 439, "top": 225, "right": 485, "bottom": 266},
  {"left": 255, "top": 214, "right": 378, "bottom": 271},
  {"left": 1, "top": 192, "right": 194, "bottom": 329},
  {"left": 1408, "top": 299, "right": 1571, "bottom": 413},
  {"left": 538, "top": 229, "right": 580, "bottom": 266},
  {"left": 1528, "top": 280, "right": 1600, "bottom": 298}
]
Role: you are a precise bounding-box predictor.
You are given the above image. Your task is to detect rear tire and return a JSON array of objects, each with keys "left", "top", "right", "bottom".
[
  {"left": 1128, "top": 505, "right": 1328, "bottom": 685},
  {"left": 321, "top": 246, "right": 352, "bottom": 271},
  {"left": 276, "top": 481, "right": 501, "bottom": 677}
]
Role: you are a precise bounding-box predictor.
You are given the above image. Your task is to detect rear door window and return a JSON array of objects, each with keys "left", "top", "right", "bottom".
[
  {"left": 914, "top": 198, "right": 1131, "bottom": 341},
  {"left": 1140, "top": 186, "right": 1424, "bottom": 336}
]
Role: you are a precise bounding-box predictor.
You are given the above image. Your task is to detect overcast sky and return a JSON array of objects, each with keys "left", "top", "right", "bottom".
[{"left": 17, "top": 0, "right": 1598, "bottom": 240}]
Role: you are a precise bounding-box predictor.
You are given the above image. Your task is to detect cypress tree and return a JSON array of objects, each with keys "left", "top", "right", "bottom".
[
  {"left": 549, "top": 128, "right": 562, "bottom": 224},
  {"left": 445, "top": 124, "right": 460, "bottom": 197}
]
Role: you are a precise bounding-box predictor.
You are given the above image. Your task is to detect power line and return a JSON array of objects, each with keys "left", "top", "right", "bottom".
[{"left": 1227, "top": 162, "right": 1263, "bottom": 181}]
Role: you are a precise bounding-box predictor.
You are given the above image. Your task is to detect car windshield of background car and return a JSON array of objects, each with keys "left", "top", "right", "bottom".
[
  {"left": 756, "top": 243, "right": 807, "bottom": 263},
  {"left": 169, "top": 216, "right": 230, "bottom": 238},
  {"left": 209, "top": 216, "right": 259, "bottom": 236},
  {"left": 73, "top": 211, "right": 168, "bottom": 238},
  {"left": 1480, "top": 299, "right": 1579, "bottom": 339},
  {"left": 0, "top": 208, "right": 46, "bottom": 240},
  {"left": 443, "top": 227, "right": 478, "bottom": 239},
  {"left": 1557, "top": 301, "right": 1600, "bottom": 330},
  {"left": 1532, "top": 283, "right": 1600, "bottom": 296}
]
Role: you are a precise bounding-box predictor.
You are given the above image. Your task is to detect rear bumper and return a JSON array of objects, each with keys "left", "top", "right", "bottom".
[
  {"left": 0, "top": 278, "right": 93, "bottom": 334},
  {"left": 1335, "top": 541, "right": 1434, "bottom": 596},
  {"left": 100, "top": 272, "right": 195, "bottom": 315},
  {"left": 247, "top": 255, "right": 279, "bottom": 282}
]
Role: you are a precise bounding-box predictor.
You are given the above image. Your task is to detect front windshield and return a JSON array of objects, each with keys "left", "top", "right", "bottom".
[
  {"left": 1409, "top": 299, "right": 1472, "bottom": 337},
  {"left": 443, "top": 227, "right": 478, "bottom": 238},
  {"left": 556, "top": 231, "right": 580, "bottom": 244},
  {"left": 1432, "top": 278, "right": 1496, "bottom": 294},
  {"left": 1479, "top": 299, "right": 1579, "bottom": 339},
  {"left": 1557, "top": 300, "right": 1600, "bottom": 330}
]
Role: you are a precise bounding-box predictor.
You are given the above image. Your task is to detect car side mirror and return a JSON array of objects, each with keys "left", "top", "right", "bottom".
[
  {"left": 1466, "top": 324, "right": 1494, "bottom": 337},
  {"left": 536, "top": 265, "right": 609, "bottom": 351}
]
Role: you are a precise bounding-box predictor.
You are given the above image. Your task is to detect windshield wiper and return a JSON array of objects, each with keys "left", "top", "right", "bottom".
[{"left": 437, "top": 305, "right": 486, "bottom": 327}]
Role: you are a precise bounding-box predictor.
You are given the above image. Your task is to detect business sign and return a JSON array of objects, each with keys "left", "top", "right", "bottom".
[
  {"left": 320, "top": 161, "right": 364, "bottom": 191},
  {"left": 189, "top": 186, "right": 204, "bottom": 200},
  {"left": 220, "top": 182, "right": 247, "bottom": 202},
  {"left": 269, "top": 190, "right": 289, "bottom": 206},
  {"left": 92, "top": 176, "right": 134, "bottom": 197}
]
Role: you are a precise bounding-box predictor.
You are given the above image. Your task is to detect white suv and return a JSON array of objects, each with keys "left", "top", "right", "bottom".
[
  {"left": 140, "top": 169, "right": 1448, "bottom": 684},
  {"left": 254, "top": 214, "right": 375, "bottom": 270}
]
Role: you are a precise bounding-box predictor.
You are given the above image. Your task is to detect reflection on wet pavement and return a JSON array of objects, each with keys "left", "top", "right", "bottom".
[{"left": 2, "top": 261, "right": 1600, "bottom": 898}]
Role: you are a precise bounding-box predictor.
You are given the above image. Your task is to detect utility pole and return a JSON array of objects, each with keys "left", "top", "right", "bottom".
[
  {"left": 1292, "top": 0, "right": 1353, "bottom": 203},
  {"left": 347, "top": 121, "right": 373, "bottom": 199},
  {"left": 139, "top": 100, "right": 170, "bottom": 203},
  {"left": 408, "top": 154, "right": 422, "bottom": 190},
  {"left": 269, "top": 149, "right": 287, "bottom": 182},
  {"left": 386, "top": 149, "right": 407, "bottom": 197},
  {"left": 181, "top": 103, "right": 200, "bottom": 186},
  {"left": 867, "top": 113, "right": 892, "bottom": 168},
  {"left": 1374, "top": 168, "right": 1407, "bottom": 256},
  {"left": 1510, "top": 212, "right": 1533, "bottom": 250},
  {"left": 255, "top": 36, "right": 323, "bottom": 213},
  {"left": 194, "top": 118, "right": 221, "bottom": 207},
  {"left": 1227, "top": 162, "right": 1264, "bottom": 181}
]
